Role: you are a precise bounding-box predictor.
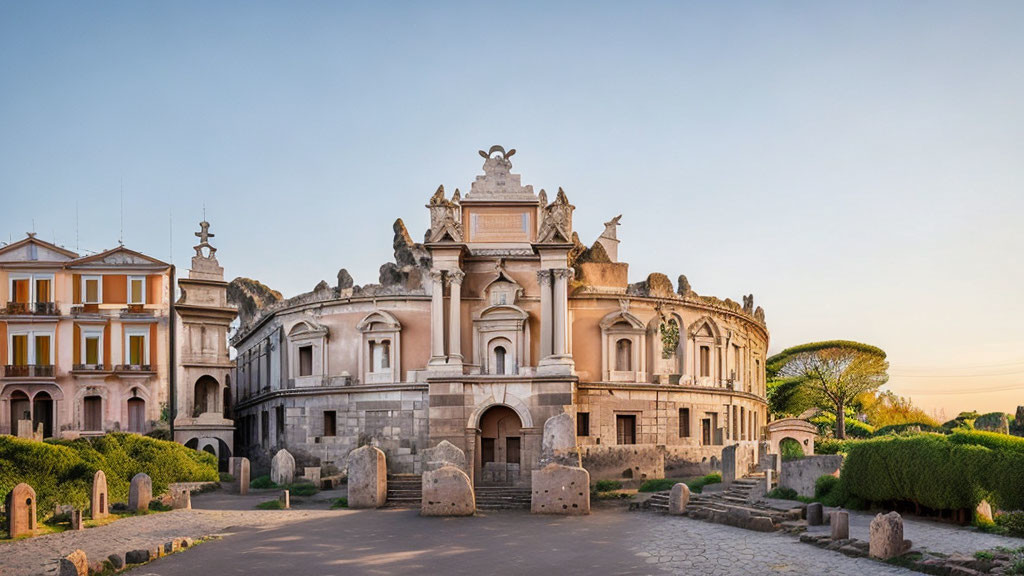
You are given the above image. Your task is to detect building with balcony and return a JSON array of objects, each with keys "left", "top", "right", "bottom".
[
  {"left": 0, "top": 233, "right": 171, "bottom": 438},
  {"left": 228, "top": 147, "right": 770, "bottom": 483}
]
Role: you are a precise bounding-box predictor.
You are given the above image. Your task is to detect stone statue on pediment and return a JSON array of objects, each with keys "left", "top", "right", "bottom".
[
  {"left": 426, "top": 185, "right": 463, "bottom": 242},
  {"left": 537, "top": 188, "right": 575, "bottom": 243}
]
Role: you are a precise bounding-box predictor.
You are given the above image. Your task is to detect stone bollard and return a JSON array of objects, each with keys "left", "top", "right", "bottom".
[
  {"left": 5, "top": 482, "right": 38, "bottom": 537},
  {"left": 869, "top": 511, "right": 911, "bottom": 560},
  {"left": 280, "top": 490, "right": 290, "bottom": 509},
  {"left": 347, "top": 445, "right": 387, "bottom": 508},
  {"left": 806, "top": 502, "right": 824, "bottom": 526},
  {"left": 91, "top": 470, "right": 109, "bottom": 519},
  {"left": 271, "top": 449, "right": 296, "bottom": 486},
  {"left": 170, "top": 486, "right": 192, "bottom": 510},
  {"left": 128, "top": 473, "right": 153, "bottom": 512},
  {"left": 669, "top": 483, "right": 690, "bottom": 515},
  {"left": 831, "top": 510, "right": 850, "bottom": 540},
  {"left": 70, "top": 509, "right": 84, "bottom": 531},
  {"left": 764, "top": 469, "right": 773, "bottom": 491},
  {"left": 229, "top": 457, "right": 250, "bottom": 496},
  {"left": 421, "top": 465, "right": 475, "bottom": 516}
]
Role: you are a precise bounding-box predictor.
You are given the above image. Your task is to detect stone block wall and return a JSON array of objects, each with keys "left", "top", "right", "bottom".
[
  {"left": 581, "top": 444, "right": 665, "bottom": 482},
  {"left": 779, "top": 454, "right": 843, "bottom": 498}
]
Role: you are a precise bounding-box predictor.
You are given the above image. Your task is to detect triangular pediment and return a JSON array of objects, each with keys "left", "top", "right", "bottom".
[
  {"left": 70, "top": 246, "right": 169, "bottom": 268},
  {"left": 0, "top": 235, "right": 78, "bottom": 263}
]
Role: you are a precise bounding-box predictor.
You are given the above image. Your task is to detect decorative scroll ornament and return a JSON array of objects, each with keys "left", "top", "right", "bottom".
[
  {"left": 537, "top": 188, "right": 575, "bottom": 243},
  {"left": 426, "top": 185, "right": 463, "bottom": 242}
]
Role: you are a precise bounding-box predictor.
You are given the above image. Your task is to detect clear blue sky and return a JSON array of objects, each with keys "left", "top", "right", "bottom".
[{"left": 2, "top": 1, "right": 1022, "bottom": 416}]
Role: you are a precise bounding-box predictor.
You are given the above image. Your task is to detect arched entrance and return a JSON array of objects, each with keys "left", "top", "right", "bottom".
[
  {"left": 32, "top": 392, "right": 53, "bottom": 438},
  {"left": 127, "top": 396, "right": 146, "bottom": 433},
  {"left": 193, "top": 375, "right": 220, "bottom": 417},
  {"left": 476, "top": 405, "right": 523, "bottom": 486},
  {"left": 10, "top": 391, "right": 30, "bottom": 435}
]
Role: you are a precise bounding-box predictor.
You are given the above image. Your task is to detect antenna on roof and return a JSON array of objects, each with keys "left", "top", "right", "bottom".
[
  {"left": 119, "top": 177, "right": 124, "bottom": 246},
  {"left": 75, "top": 201, "right": 80, "bottom": 253},
  {"left": 169, "top": 208, "right": 173, "bottom": 267}
]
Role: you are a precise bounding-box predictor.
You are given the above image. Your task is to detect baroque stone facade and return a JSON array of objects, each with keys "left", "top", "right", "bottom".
[{"left": 229, "top": 147, "right": 769, "bottom": 485}]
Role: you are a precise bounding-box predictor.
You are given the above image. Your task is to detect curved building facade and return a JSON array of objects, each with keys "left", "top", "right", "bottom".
[{"left": 229, "top": 147, "right": 769, "bottom": 484}]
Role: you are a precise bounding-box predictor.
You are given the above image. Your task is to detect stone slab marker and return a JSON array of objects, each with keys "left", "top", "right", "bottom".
[
  {"left": 229, "top": 457, "right": 250, "bottom": 495},
  {"left": 170, "top": 486, "right": 192, "bottom": 510},
  {"left": 539, "top": 413, "right": 581, "bottom": 467},
  {"left": 91, "top": 470, "right": 108, "bottom": 519},
  {"left": 806, "top": 502, "right": 823, "bottom": 526},
  {"left": 16, "top": 419, "right": 33, "bottom": 439},
  {"left": 70, "top": 509, "right": 84, "bottom": 531},
  {"left": 304, "top": 467, "right": 321, "bottom": 486},
  {"left": 721, "top": 444, "right": 738, "bottom": 485},
  {"left": 280, "top": 490, "right": 290, "bottom": 509},
  {"left": 531, "top": 414, "right": 590, "bottom": 515},
  {"left": 869, "top": 511, "right": 911, "bottom": 560},
  {"left": 668, "top": 483, "right": 690, "bottom": 515},
  {"left": 831, "top": 511, "right": 850, "bottom": 540},
  {"left": 128, "top": 473, "right": 152, "bottom": 512},
  {"left": 422, "top": 439, "right": 468, "bottom": 472},
  {"left": 347, "top": 445, "right": 387, "bottom": 508},
  {"left": 271, "top": 449, "right": 296, "bottom": 486},
  {"left": 421, "top": 465, "right": 475, "bottom": 516},
  {"left": 5, "top": 482, "right": 37, "bottom": 538}
]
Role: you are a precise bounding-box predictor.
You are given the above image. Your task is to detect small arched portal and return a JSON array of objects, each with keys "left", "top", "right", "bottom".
[
  {"left": 32, "top": 392, "right": 53, "bottom": 438},
  {"left": 193, "top": 375, "right": 220, "bottom": 417},
  {"left": 127, "top": 389, "right": 146, "bottom": 434},
  {"left": 476, "top": 405, "right": 523, "bottom": 486},
  {"left": 10, "top": 390, "right": 30, "bottom": 435}
]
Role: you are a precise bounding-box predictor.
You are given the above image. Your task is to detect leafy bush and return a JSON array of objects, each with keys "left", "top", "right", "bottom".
[
  {"left": 286, "top": 482, "right": 318, "bottom": 497},
  {"left": 250, "top": 475, "right": 277, "bottom": 489},
  {"left": 816, "top": 438, "right": 860, "bottom": 455},
  {"left": 688, "top": 473, "right": 721, "bottom": 494},
  {"left": 997, "top": 511, "right": 1024, "bottom": 538},
  {"left": 256, "top": 499, "right": 284, "bottom": 510},
  {"left": 219, "top": 473, "right": 234, "bottom": 483},
  {"left": 0, "top": 433, "right": 217, "bottom": 518},
  {"left": 145, "top": 428, "right": 172, "bottom": 441},
  {"left": 331, "top": 497, "right": 348, "bottom": 509},
  {"left": 871, "top": 423, "right": 942, "bottom": 437},
  {"left": 811, "top": 412, "right": 874, "bottom": 438},
  {"left": 767, "top": 487, "right": 799, "bottom": 500},
  {"left": 780, "top": 438, "right": 805, "bottom": 461},
  {"left": 638, "top": 473, "right": 720, "bottom": 494},
  {"left": 594, "top": 480, "right": 623, "bottom": 492},
  {"left": 815, "top": 475, "right": 839, "bottom": 500}
]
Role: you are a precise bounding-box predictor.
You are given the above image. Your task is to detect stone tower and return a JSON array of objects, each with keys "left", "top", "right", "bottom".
[{"left": 173, "top": 220, "right": 237, "bottom": 469}]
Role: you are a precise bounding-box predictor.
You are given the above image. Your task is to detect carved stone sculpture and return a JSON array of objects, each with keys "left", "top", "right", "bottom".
[
  {"left": 537, "top": 188, "right": 575, "bottom": 243},
  {"left": 426, "top": 185, "right": 463, "bottom": 242}
]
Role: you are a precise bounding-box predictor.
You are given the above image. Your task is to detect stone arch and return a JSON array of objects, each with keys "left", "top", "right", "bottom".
[
  {"left": 767, "top": 418, "right": 817, "bottom": 456},
  {"left": 193, "top": 375, "right": 221, "bottom": 417},
  {"left": 649, "top": 311, "right": 686, "bottom": 376},
  {"left": 355, "top": 310, "right": 401, "bottom": 332},
  {"left": 31, "top": 391, "right": 53, "bottom": 438},
  {"left": 475, "top": 404, "right": 525, "bottom": 486},
  {"left": 467, "top": 396, "right": 534, "bottom": 430}
]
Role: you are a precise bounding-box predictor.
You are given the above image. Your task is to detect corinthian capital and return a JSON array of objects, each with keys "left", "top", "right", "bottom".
[
  {"left": 429, "top": 269, "right": 445, "bottom": 283},
  {"left": 552, "top": 268, "right": 575, "bottom": 281},
  {"left": 536, "top": 269, "right": 553, "bottom": 287},
  {"left": 446, "top": 270, "right": 465, "bottom": 286}
]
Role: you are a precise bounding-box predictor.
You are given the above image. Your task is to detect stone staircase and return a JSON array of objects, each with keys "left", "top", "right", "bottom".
[
  {"left": 641, "top": 474, "right": 802, "bottom": 532},
  {"left": 473, "top": 485, "right": 532, "bottom": 511},
  {"left": 385, "top": 474, "right": 422, "bottom": 508}
]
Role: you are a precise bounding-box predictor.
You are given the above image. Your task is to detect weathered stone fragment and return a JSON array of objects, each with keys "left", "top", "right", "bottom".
[
  {"left": 107, "top": 553, "right": 125, "bottom": 570},
  {"left": 421, "top": 440, "right": 467, "bottom": 472},
  {"left": 721, "top": 444, "right": 737, "bottom": 485},
  {"left": 831, "top": 510, "right": 850, "bottom": 540},
  {"left": 668, "top": 483, "right": 690, "bottom": 515},
  {"left": 5, "top": 482, "right": 37, "bottom": 537},
  {"left": 421, "top": 465, "right": 475, "bottom": 516},
  {"left": 70, "top": 509, "right": 83, "bottom": 530},
  {"left": 57, "top": 550, "right": 88, "bottom": 576},
  {"left": 170, "top": 486, "right": 192, "bottom": 510},
  {"left": 91, "top": 470, "right": 108, "bottom": 519},
  {"left": 347, "top": 445, "right": 387, "bottom": 508},
  {"left": 271, "top": 449, "right": 296, "bottom": 486},
  {"left": 869, "top": 511, "right": 911, "bottom": 560},
  {"left": 976, "top": 500, "right": 993, "bottom": 524},
  {"left": 531, "top": 463, "right": 590, "bottom": 515},
  {"left": 304, "top": 467, "right": 321, "bottom": 486},
  {"left": 229, "top": 457, "right": 250, "bottom": 495},
  {"left": 540, "top": 413, "right": 581, "bottom": 467},
  {"left": 806, "top": 502, "right": 824, "bottom": 526},
  {"left": 128, "top": 473, "right": 152, "bottom": 512},
  {"left": 125, "top": 549, "right": 150, "bottom": 565}
]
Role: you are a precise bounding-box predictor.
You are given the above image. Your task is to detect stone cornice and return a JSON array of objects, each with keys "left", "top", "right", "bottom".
[
  {"left": 578, "top": 381, "right": 767, "bottom": 404},
  {"left": 233, "top": 382, "right": 428, "bottom": 410}
]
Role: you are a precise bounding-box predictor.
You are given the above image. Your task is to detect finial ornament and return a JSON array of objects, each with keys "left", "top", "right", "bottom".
[{"left": 193, "top": 220, "right": 217, "bottom": 258}]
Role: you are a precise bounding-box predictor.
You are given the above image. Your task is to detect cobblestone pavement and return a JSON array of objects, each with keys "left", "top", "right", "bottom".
[{"left": 804, "top": 508, "right": 1024, "bottom": 556}]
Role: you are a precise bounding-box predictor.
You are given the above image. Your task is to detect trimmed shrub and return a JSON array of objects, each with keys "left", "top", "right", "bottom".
[
  {"left": 594, "top": 480, "right": 623, "bottom": 492},
  {"left": 996, "top": 511, "right": 1024, "bottom": 538},
  {"left": 767, "top": 487, "right": 799, "bottom": 500},
  {"left": 815, "top": 438, "right": 859, "bottom": 455},
  {"left": 331, "top": 497, "right": 348, "bottom": 509},
  {"left": 250, "top": 475, "right": 277, "bottom": 489},
  {"left": 811, "top": 412, "right": 874, "bottom": 438},
  {"left": 871, "top": 423, "right": 942, "bottom": 437},
  {"left": 286, "top": 482, "right": 318, "bottom": 497},
  {"left": 815, "top": 475, "right": 839, "bottom": 500},
  {"left": 0, "top": 433, "right": 217, "bottom": 518}
]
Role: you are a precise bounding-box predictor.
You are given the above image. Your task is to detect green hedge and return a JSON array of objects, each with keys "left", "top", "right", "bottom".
[
  {"left": 0, "top": 433, "right": 217, "bottom": 518},
  {"left": 810, "top": 412, "right": 875, "bottom": 438},
  {"left": 839, "top": 432, "right": 1024, "bottom": 512},
  {"left": 871, "top": 422, "right": 943, "bottom": 437}
]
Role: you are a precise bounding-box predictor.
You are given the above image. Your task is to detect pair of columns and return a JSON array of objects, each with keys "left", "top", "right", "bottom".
[
  {"left": 429, "top": 269, "right": 464, "bottom": 369},
  {"left": 537, "top": 268, "right": 574, "bottom": 374}
]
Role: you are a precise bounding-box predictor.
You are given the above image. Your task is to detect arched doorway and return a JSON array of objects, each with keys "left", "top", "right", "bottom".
[
  {"left": 32, "top": 392, "right": 53, "bottom": 438},
  {"left": 476, "top": 405, "right": 523, "bottom": 486},
  {"left": 779, "top": 437, "right": 805, "bottom": 461},
  {"left": 193, "top": 376, "right": 220, "bottom": 417},
  {"left": 10, "top": 391, "right": 30, "bottom": 435},
  {"left": 127, "top": 395, "right": 146, "bottom": 434}
]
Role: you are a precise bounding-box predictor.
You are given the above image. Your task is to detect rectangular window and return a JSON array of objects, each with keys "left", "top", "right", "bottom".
[
  {"left": 616, "top": 415, "right": 636, "bottom": 445},
  {"left": 85, "top": 336, "right": 100, "bottom": 365},
  {"left": 84, "top": 396, "right": 102, "bottom": 431},
  {"left": 261, "top": 411, "right": 269, "bottom": 446},
  {"left": 128, "top": 334, "right": 146, "bottom": 366},
  {"left": 481, "top": 438, "right": 495, "bottom": 464},
  {"left": 506, "top": 437, "right": 521, "bottom": 465},
  {"left": 83, "top": 277, "right": 102, "bottom": 304},
  {"left": 34, "top": 335, "right": 50, "bottom": 365},
  {"left": 129, "top": 276, "right": 146, "bottom": 305},
  {"left": 298, "top": 345, "right": 313, "bottom": 376},
  {"left": 679, "top": 408, "right": 691, "bottom": 438},
  {"left": 701, "top": 418, "right": 712, "bottom": 445},
  {"left": 577, "top": 412, "right": 590, "bottom": 437},
  {"left": 11, "top": 335, "right": 29, "bottom": 365},
  {"left": 35, "top": 278, "right": 52, "bottom": 303},
  {"left": 700, "top": 346, "right": 711, "bottom": 377},
  {"left": 11, "top": 278, "right": 30, "bottom": 303},
  {"left": 323, "top": 411, "right": 336, "bottom": 437},
  {"left": 276, "top": 405, "right": 285, "bottom": 440}
]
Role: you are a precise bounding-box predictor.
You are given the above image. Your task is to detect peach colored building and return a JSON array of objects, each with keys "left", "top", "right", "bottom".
[
  {"left": 0, "top": 234, "right": 172, "bottom": 438},
  {"left": 229, "top": 147, "right": 769, "bottom": 484}
]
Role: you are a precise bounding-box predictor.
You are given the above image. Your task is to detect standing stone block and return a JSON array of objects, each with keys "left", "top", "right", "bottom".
[
  {"left": 976, "top": 500, "right": 993, "bottom": 524},
  {"left": 16, "top": 419, "right": 33, "bottom": 439},
  {"left": 5, "top": 482, "right": 37, "bottom": 537},
  {"left": 58, "top": 549, "right": 88, "bottom": 576},
  {"left": 869, "top": 511, "right": 911, "bottom": 560},
  {"left": 831, "top": 510, "right": 850, "bottom": 540},
  {"left": 170, "top": 486, "right": 191, "bottom": 510},
  {"left": 271, "top": 449, "right": 296, "bottom": 486},
  {"left": 421, "top": 465, "right": 475, "bottom": 516},
  {"left": 347, "top": 445, "right": 387, "bottom": 508},
  {"left": 721, "top": 444, "right": 738, "bottom": 485},
  {"left": 70, "top": 509, "right": 84, "bottom": 530},
  {"left": 531, "top": 463, "right": 590, "bottom": 515},
  {"left": 806, "top": 502, "right": 824, "bottom": 526},
  {"left": 421, "top": 440, "right": 467, "bottom": 472},
  {"left": 229, "top": 457, "right": 250, "bottom": 495},
  {"left": 668, "top": 483, "right": 690, "bottom": 515},
  {"left": 304, "top": 467, "right": 321, "bottom": 486},
  {"left": 540, "top": 413, "right": 581, "bottom": 467},
  {"left": 280, "top": 490, "right": 290, "bottom": 509},
  {"left": 91, "top": 470, "right": 108, "bottom": 519},
  {"left": 128, "top": 473, "right": 152, "bottom": 512}
]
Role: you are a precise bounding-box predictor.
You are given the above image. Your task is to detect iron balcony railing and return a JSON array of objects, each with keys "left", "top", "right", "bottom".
[
  {"left": 2, "top": 301, "right": 59, "bottom": 315},
  {"left": 115, "top": 364, "right": 153, "bottom": 373},
  {"left": 73, "top": 364, "right": 108, "bottom": 372},
  {"left": 3, "top": 365, "right": 55, "bottom": 378}
]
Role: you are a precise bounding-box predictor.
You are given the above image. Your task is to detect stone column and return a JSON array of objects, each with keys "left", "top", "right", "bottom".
[
  {"left": 552, "top": 268, "right": 572, "bottom": 356},
  {"left": 429, "top": 269, "right": 446, "bottom": 365},
  {"left": 537, "top": 270, "right": 553, "bottom": 359},
  {"left": 447, "top": 270, "right": 464, "bottom": 366}
]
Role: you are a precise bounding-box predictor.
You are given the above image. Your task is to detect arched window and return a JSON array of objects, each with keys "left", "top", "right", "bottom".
[
  {"left": 616, "top": 339, "right": 632, "bottom": 371},
  {"left": 495, "top": 346, "right": 507, "bottom": 375},
  {"left": 194, "top": 375, "right": 220, "bottom": 417}
]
